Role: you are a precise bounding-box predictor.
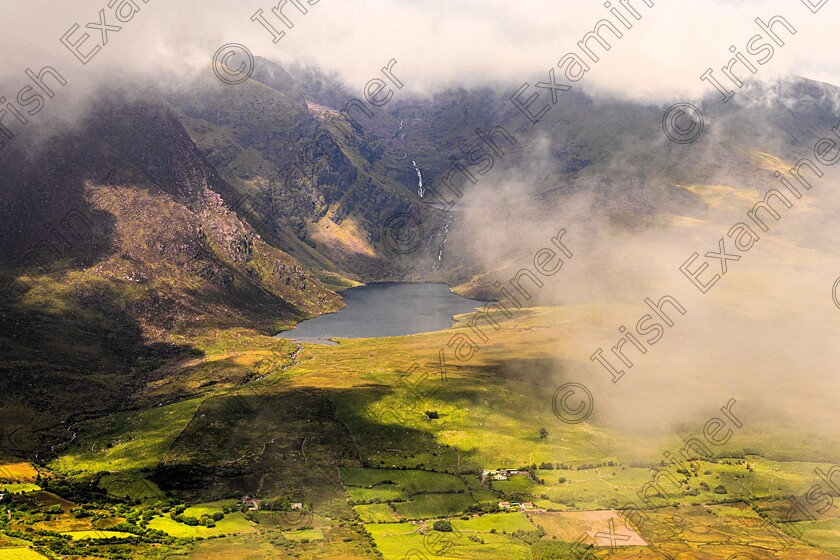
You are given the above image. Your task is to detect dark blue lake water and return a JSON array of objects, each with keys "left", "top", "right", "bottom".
[{"left": 277, "top": 282, "right": 482, "bottom": 343}]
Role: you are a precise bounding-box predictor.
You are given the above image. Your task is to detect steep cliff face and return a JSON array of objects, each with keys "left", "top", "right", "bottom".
[
  {"left": 1, "top": 86, "right": 340, "bottom": 326},
  {"left": 0, "top": 86, "right": 341, "bottom": 450},
  {"left": 166, "top": 64, "right": 448, "bottom": 284}
]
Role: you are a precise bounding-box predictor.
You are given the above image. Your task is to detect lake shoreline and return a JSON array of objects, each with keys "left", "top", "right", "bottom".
[{"left": 276, "top": 282, "right": 487, "bottom": 342}]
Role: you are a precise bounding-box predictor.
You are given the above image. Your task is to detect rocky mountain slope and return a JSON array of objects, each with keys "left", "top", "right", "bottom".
[{"left": 0, "top": 85, "right": 341, "bottom": 455}]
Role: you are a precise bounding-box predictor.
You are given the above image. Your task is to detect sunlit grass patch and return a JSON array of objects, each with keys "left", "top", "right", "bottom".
[
  {"left": 341, "top": 468, "right": 467, "bottom": 494},
  {"left": 392, "top": 493, "right": 476, "bottom": 520},
  {"left": 347, "top": 485, "right": 406, "bottom": 503},
  {"left": 51, "top": 397, "right": 202, "bottom": 473},
  {"left": 147, "top": 512, "right": 256, "bottom": 538},
  {"left": 282, "top": 529, "right": 324, "bottom": 541},
  {"left": 0, "top": 463, "right": 38, "bottom": 482},
  {"left": 451, "top": 512, "right": 537, "bottom": 533},
  {"left": 354, "top": 503, "right": 397, "bottom": 523},
  {"left": 0, "top": 484, "right": 40, "bottom": 493},
  {"left": 62, "top": 530, "right": 135, "bottom": 540},
  {"left": 0, "top": 548, "right": 49, "bottom": 560}
]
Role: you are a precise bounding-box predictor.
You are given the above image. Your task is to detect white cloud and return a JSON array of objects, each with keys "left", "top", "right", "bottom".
[{"left": 1, "top": 0, "right": 839, "bottom": 101}]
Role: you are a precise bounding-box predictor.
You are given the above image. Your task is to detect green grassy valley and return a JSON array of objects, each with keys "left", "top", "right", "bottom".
[{"left": 2, "top": 303, "right": 839, "bottom": 559}]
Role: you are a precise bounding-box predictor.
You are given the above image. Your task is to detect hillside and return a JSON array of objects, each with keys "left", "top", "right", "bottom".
[{"left": 0, "top": 85, "right": 341, "bottom": 456}]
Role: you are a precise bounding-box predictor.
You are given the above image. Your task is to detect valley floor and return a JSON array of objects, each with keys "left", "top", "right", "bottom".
[{"left": 1, "top": 307, "right": 839, "bottom": 559}]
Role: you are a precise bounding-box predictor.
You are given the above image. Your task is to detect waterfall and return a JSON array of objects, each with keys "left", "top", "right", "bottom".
[
  {"left": 433, "top": 216, "right": 452, "bottom": 269},
  {"left": 412, "top": 159, "right": 424, "bottom": 198}
]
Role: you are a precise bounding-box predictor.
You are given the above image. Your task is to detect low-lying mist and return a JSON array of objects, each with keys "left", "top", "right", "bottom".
[{"left": 452, "top": 110, "right": 840, "bottom": 460}]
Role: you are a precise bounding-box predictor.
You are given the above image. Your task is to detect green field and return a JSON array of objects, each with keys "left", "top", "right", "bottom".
[
  {"left": 462, "top": 475, "right": 485, "bottom": 490},
  {"left": 451, "top": 512, "right": 538, "bottom": 533},
  {"left": 707, "top": 503, "right": 762, "bottom": 519},
  {"left": 0, "top": 484, "right": 40, "bottom": 493},
  {"left": 98, "top": 473, "right": 165, "bottom": 501},
  {"left": 182, "top": 501, "right": 236, "bottom": 518},
  {"left": 481, "top": 457, "right": 834, "bottom": 512},
  {"left": 282, "top": 529, "right": 325, "bottom": 541},
  {"left": 470, "top": 489, "right": 500, "bottom": 504},
  {"left": 490, "top": 476, "right": 534, "bottom": 494},
  {"left": 51, "top": 397, "right": 203, "bottom": 473},
  {"left": 392, "top": 493, "right": 477, "bottom": 520},
  {"left": 341, "top": 467, "right": 468, "bottom": 494},
  {"left": 148, "top": 512, "right": 256, "bottom": 538},
  {"left": 347, "top": 484, "right": 406, "bottom": 503},
  {"left": 364, "top": 522, "right": 532, "bottom": 560},
  {"left": 354, "top": 503, "right": 398, "bottom": 523},
  {"left": 0, "top": 549, "right": 47, "bottom": 560},
  {"left": 794, "top": 518, "right": 840, "bottom": 557}
]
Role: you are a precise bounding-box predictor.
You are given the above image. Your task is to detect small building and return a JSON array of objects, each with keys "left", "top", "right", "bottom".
[
  {"left": 498, "top": 501, "right": 511, "bottom": 509},
  {"left": 291, "top": 502, "right": 303, "bottom": 510},
  {"left": 493, "top": 474, "right": 508, "bottom": 481},
  {"left": 520, "top": 502, "right": 534, "bottom": 510},
  {"left": 241, "top": 495, "right": 260, "bottom": 511}
]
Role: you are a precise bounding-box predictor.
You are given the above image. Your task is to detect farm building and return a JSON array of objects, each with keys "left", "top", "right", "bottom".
[{"left": 240, "top": 496, "right": 260, "bottom": 511}]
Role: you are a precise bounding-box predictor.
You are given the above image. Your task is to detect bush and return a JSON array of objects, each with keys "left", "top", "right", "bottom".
[
  {"left": 531, "top": 540, "right": 587, "bottom": 560},
  {"left": 713, "top": 485, "right": 728, "bottom": 495},
  {"left": 432, "top": 520, "right": 453, "bottom": 532}
]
